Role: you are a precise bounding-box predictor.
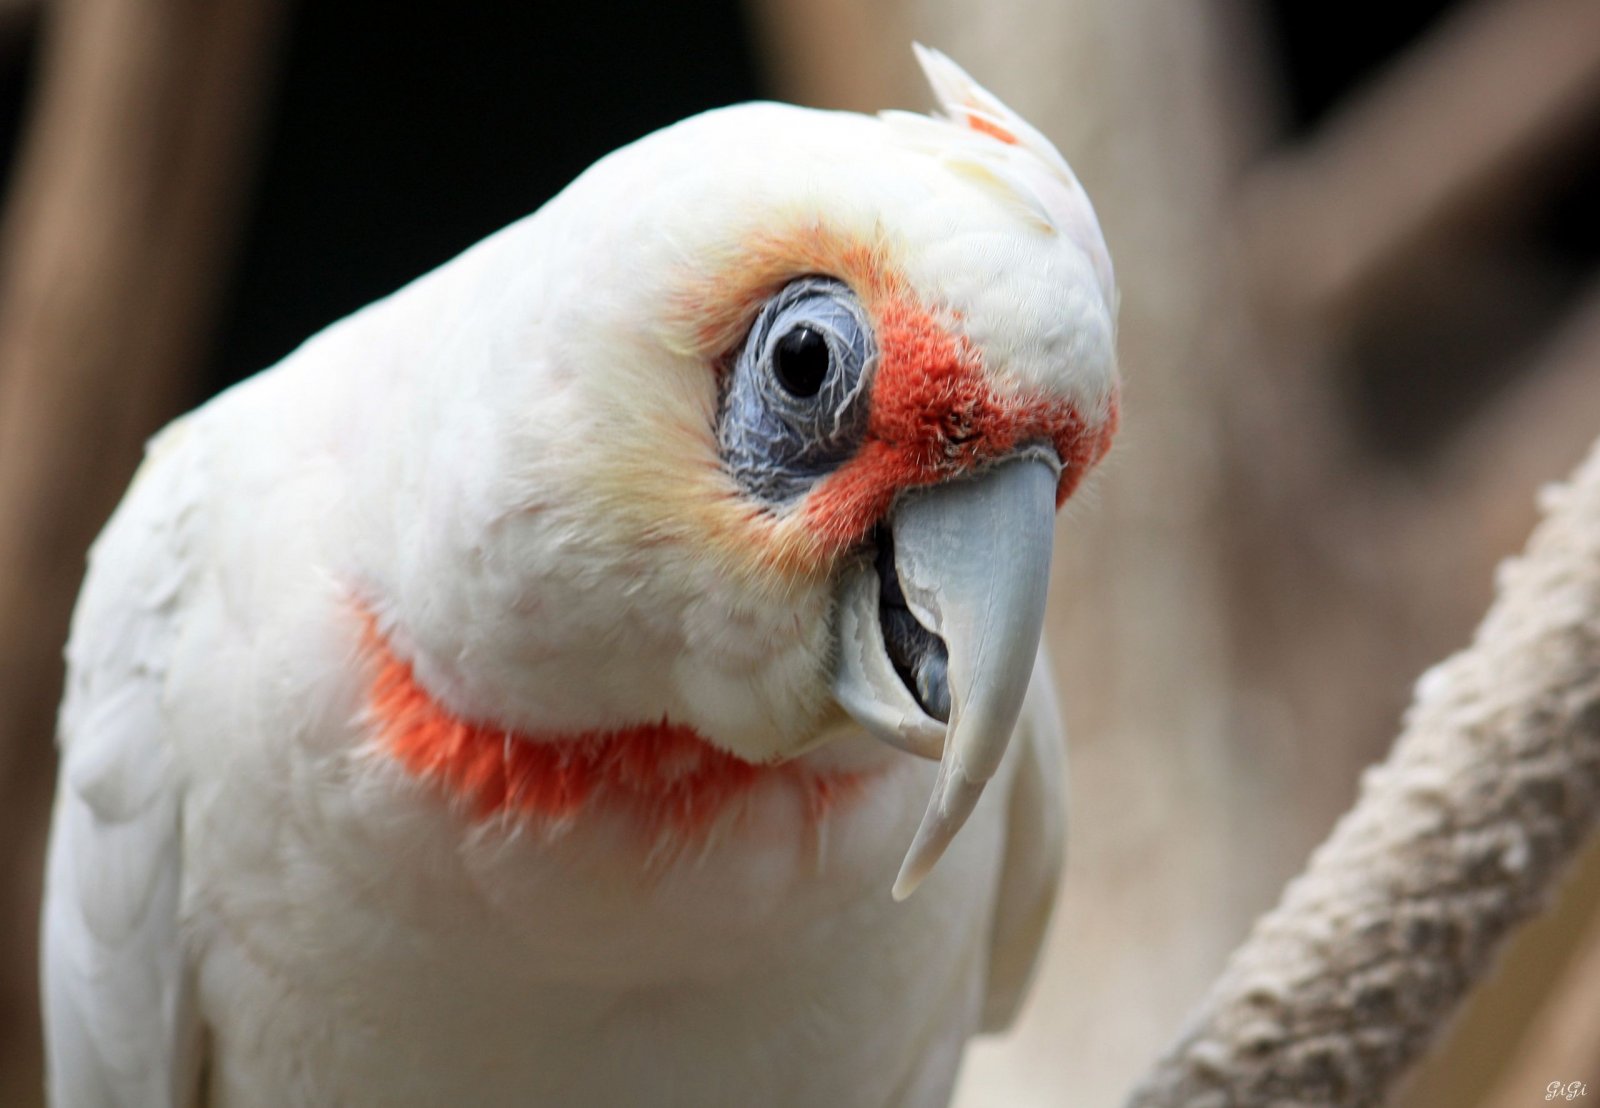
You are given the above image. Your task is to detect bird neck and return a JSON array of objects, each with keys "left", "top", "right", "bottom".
[{"left": 357, "top": 607, "right": 862, "bottom": 836}]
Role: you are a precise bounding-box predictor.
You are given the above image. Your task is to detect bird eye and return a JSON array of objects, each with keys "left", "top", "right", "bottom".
[
  {"left": 773, "top": 325, "right": 830, "bottom": 398},
  {"left": 717, "top": 276, "right": 876, "bottom": 506}
]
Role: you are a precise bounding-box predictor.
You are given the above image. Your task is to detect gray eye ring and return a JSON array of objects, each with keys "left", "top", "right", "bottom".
[{"left": 717, "top": 276, "right": 878, "bottom": 507}]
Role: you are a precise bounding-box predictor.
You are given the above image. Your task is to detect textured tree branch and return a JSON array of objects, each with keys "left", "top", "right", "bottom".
[{"left": 1126, "top": 432, "right": 1600, "bottom": 1107}]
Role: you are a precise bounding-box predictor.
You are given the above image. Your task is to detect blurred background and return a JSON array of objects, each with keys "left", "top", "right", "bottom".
[{"left": 1, "top": 0, "right": 1598, "bottom": 1104}]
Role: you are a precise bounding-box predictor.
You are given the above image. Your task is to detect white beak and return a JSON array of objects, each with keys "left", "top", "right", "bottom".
[{"left": 831, "top": 452, "right": 1058, "bottom": 898}]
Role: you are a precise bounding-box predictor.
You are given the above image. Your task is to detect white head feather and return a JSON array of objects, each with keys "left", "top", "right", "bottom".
[{"left": 304, "top": 46, "right": 1120, "bottom": 762}]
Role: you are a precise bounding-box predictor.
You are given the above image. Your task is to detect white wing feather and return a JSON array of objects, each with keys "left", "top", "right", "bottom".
[
  {"left": 982, "top": 647, "right": 1067, "bottom": 1031},
  {"left": 42, "top": 420, "right": 204, "bottom": 1108}
]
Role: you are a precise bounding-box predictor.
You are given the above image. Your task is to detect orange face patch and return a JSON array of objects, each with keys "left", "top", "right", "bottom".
[
  {"left": 670, "top": 220, "right": 1117, "bottom": 576},
  {"left": 801, "top": 292, "right": 1116, "bottom": 555},
  {"left": 359, "top": 609, "right": 860, "bottom": 836}
]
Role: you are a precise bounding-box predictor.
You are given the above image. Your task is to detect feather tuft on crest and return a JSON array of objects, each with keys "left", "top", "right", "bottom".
[{"left": 883, "top": 44, "right": 1117, "bottom": 306}]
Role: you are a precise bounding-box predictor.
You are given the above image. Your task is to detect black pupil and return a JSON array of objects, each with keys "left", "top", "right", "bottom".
[{"left": 773, "top": 326, "right": 830, "bottom": 398}]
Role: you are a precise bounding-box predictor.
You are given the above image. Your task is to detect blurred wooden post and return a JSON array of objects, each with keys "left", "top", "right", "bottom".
[
  {"left": 1476, "top": 891, "right": 1600, "bottom": 1108},
  {"left": 1244, "top": 0, "right": 1600, "bottom": 328},
  {"left": 0, "top": 1, "right": 283, "bottom": 1100}
]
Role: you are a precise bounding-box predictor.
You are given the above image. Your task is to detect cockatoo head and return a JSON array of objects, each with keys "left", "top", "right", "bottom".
[{"left": 403, "top": 47, "right": 1117, "bottom": 897}]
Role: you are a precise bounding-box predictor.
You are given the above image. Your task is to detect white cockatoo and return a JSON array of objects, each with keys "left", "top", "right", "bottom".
[{"left": 42, "top": 46, "right": 1117, "bottom": 1107}]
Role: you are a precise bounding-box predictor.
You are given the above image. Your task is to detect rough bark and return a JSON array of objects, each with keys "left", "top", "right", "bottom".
[{"left": 1127, "top": 435, "right": 1600, "bottom": 1107}]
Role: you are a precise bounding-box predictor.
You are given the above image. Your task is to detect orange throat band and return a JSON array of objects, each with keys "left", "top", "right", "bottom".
[{"left": 358, "top": 610, "right": 860, "bottom": 837}]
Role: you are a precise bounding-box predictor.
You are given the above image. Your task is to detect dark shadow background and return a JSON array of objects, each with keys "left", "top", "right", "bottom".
[{"left": 211, "top": 3, "right": 764, "bottom": 391}]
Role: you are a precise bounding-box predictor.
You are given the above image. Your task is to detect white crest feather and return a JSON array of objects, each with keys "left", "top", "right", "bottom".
[
  {"left": 889, "top": 44, "right": 1117, "bottom": 307},
  {"left": 911, "top": 42, "right": 1076, "bottom": 182}
]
